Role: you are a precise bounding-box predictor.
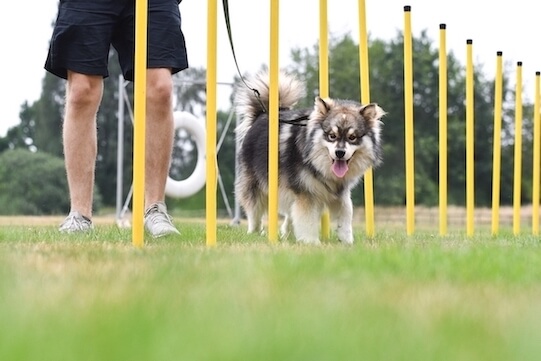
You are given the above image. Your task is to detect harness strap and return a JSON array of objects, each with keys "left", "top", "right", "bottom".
[{"left": 279, "top": 115, "right": 309, "bottom": 126}]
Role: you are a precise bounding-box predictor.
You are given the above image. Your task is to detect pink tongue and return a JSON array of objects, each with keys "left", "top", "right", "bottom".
[{"left": 332, "top": 160, "right": 348, "bottom": 178}]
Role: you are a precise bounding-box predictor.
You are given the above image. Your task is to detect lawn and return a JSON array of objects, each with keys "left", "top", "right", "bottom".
[{"left": 1, "top": 217, "right": 541, "bottom": 361}]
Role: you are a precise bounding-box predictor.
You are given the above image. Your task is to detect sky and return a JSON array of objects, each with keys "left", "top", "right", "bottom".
[{"left": 1, "top": 0, "right": 540, "bottom": 137}]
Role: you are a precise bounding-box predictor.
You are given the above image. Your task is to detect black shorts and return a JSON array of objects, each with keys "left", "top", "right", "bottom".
[{"left": 45, "top": 0, "right": 188, "bottom": 81}]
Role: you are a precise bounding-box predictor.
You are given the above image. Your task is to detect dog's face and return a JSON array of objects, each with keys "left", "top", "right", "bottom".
[{"left": 309, "top": 97, "right": 384, "bottom": 179}]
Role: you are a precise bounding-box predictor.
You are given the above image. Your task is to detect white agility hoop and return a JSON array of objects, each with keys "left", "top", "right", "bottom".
[{"left": 165, "top": 111, "right": 207, "bottom": 198}]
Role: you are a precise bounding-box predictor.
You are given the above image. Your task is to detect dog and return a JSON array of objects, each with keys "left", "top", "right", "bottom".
[{"left": 234, "top": 70, "right": 385, "bottom": 244}]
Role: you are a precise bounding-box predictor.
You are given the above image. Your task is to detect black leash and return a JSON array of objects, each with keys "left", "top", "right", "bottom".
[
  {"left": 221, "top": 0, "right": 308, "bottom": 127},
  {"left": 222, "top": 0, "right": 267, "bottom": 113}
]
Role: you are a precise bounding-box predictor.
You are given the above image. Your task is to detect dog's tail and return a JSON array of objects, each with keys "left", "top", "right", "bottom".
[{"left": 234, "top": 69, "right": 305, "bottom": 143}]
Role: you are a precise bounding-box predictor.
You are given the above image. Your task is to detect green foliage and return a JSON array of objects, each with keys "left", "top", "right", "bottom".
[
  {"left": 0, "top": 150, "right": 103, "bottom": 215},
  {"left": 0, "top": 149, "right": 69, "bottom": 214},
  {"left": 0, "top": 101, "right": 37, "bottom": 152},
  {"left": 32, "top": 72, "right": 65, "bottom": 156}
]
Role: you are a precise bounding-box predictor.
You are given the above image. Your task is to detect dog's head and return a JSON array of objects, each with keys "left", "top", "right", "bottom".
[{"left": 309, "top": 97, "right": 385, "bottom": 179}]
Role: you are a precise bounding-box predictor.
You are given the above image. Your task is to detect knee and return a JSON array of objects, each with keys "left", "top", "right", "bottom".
[
  {"left": 147, "top": 70, "right": 173, "bottom": 108},
  {"left": 66, "top": 74, "right": 103, "bottom": 109}
]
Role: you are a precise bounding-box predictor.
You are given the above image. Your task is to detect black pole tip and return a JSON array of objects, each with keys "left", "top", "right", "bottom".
[
  {"left": 517, "top": 61, "right": 523, "bottom": 66},
  {"left": 536, "top": 71, "right": 540, "bottom": 76},
  {"left": 404, "top": 5, "right": 411, "bottom": 11},
  {"left": 497, "top": 51, "right": 503, "bottom": 56},
  {"left": 466, "top": 39, "right": 473, "bottom": 44},
  {"left": 439, "top": 24, "right": 446, "bottom": 29}
]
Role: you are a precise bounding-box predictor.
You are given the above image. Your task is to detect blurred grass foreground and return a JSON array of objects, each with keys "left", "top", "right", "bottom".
[{"left": 1, "top": 208, "right": 541, "bottom": 360}]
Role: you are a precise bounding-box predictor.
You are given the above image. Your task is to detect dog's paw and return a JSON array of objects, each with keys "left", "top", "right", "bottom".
[
  {"left": 339, "top": 237, "right": 354, "bottom": 246},
  {"left": 296, "top": 237, "right": 322, "bottom": 246},
  {"left": 247, "top": 224, "right": 263, "bottom": 235},
  {"left": 336, "top": 227, "right": 354, "bottom": 245},
  {"left": 279, "top": 227, "right": 291, "bottom": 240}
]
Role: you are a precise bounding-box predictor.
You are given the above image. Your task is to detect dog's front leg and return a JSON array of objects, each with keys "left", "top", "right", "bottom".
[
  {"left": 247, "top": 216, "right": 262, "bottom": 235},
  {"left": 280, "top": 214, "right": 292, "bottom": 240},
  {"left": 291, "top": 196, "right": 321, "bottom": 245},
  {"left": 245, "top": 203, "right": 264, "bottom": 235},
  {"left": 329, "top": 195, "right": 354, "bottom": 244}
]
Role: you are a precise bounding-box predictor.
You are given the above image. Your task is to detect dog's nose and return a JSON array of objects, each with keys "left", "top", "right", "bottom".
[{"left": 335, "top": 149, "right": 346, "bottom": 159}]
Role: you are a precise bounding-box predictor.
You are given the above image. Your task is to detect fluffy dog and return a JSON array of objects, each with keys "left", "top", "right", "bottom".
[{"left": 234, "top": 70, "right": 385, "bottom": 244}]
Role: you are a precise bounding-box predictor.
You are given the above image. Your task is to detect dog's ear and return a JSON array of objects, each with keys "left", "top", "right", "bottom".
[
  {"left": 314, "top": 96, "right": 334, "bottom": 115},
  {"left": 360, "top": 103, "right": 386, "bottom": 122}
]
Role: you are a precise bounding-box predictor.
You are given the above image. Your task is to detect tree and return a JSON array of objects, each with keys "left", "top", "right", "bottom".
[
  {"left": 0, "top": 149, "right": 69, "bottom": 215},
  {"left": 174, "top": 67, "right": 207, "bottom": 115},
  {"left": 32, "top": 72, "right": 65, "bottom": 156}
]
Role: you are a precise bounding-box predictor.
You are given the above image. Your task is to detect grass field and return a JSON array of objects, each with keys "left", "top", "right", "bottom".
[{"left": 1, "top": 212, "right": 541, "bottom": 361}]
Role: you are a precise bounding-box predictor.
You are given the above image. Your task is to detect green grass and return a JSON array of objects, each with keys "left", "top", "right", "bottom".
[{"left": 1, "top": 222, "right": 541, "bottom": 360}]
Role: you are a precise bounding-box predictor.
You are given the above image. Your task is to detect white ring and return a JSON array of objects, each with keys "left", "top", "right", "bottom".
[{"left": 165, "top": 111, "right": 206, "bottom": 198}]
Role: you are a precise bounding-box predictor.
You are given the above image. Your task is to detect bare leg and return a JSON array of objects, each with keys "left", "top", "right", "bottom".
[
  {"left": 145, "top": 68, "right": 175, "bottom": 208},
  {"left": 63, "top": 72, "right": 103, "bottom": 219}
]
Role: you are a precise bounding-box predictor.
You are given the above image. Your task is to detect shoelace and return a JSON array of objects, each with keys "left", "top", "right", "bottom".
[
  {"left": 146, "top": 206, "right": 173, "bottom": 224},
  {"left": 62, "top": 214, "right": 90, "bottom": 230}
]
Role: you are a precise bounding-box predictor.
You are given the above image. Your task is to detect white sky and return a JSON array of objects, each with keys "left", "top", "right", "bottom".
[{"left": 0, "top": 0, "right": 540, "bottom": 137}]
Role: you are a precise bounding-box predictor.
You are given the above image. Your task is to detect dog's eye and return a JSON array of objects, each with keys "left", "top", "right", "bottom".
[
  {"left": 351, "top": 133, "right": 366, "bottom": 142},
  {"left": 327, "top": 133, "right": 337, "bottom": 141}
]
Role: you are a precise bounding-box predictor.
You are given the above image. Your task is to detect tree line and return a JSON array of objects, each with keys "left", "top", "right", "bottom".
[{"left": 0, "top": 30, "right": 536, "bottom": 215}]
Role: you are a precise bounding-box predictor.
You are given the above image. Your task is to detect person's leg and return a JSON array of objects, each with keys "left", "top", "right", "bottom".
[
  {"left": 145, "top": 68, "right": 174, "bottom": 207},
  {"left": 63, "top": 71, "right": 104, "bottom": 219},
  {"left": 142, "top": 68, "right": 180, "bottom": 237},
  {"left": 45, "top": 1, "right": 118, "bottom": 232}
]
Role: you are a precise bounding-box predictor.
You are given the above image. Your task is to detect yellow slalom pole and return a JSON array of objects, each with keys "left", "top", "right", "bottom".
[
  {"left": 268, "top": 0, "right": 280, "bottom": 243},
  {"left": 513, "top": 62, "right": 523, "bottom": 236},
  {"left": 358, "top": 0, "right": 375, "bottom": 237},
  {"left": 491, "top": 52, "right": 503, "bottom": 236},
  {"left": 403, "top": 6, "right": 415, "bottom": 235},
  {"left": 466, "top": 39, "right": 474, "bottom": 237},
  {"left": 206, "top": 0, "right": 218, "bottom": 247},
  {"left": 132, "top": 0, "right": 148, "bottom": 248},
  {"left": 319, "top": 0, "right": 331, "bottom": 240},
  {"left": 438, "top": 24, "right": 448, "bottom": 236},
  {"left": 532, "top": 71, "right": 541, "bottom": 235}
]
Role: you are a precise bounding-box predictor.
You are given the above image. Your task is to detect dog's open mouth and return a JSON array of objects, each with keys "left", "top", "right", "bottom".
[{"left": 332, "top": 159, "right": 349, "bottom": 178}]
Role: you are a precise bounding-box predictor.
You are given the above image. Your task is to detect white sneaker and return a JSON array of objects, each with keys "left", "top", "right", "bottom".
[
  {"left": 59, "top": 211, "right": 93, "bottom": 233},
  {"left": 144, "top": 202, "right": 180, "bottom": 238}
]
